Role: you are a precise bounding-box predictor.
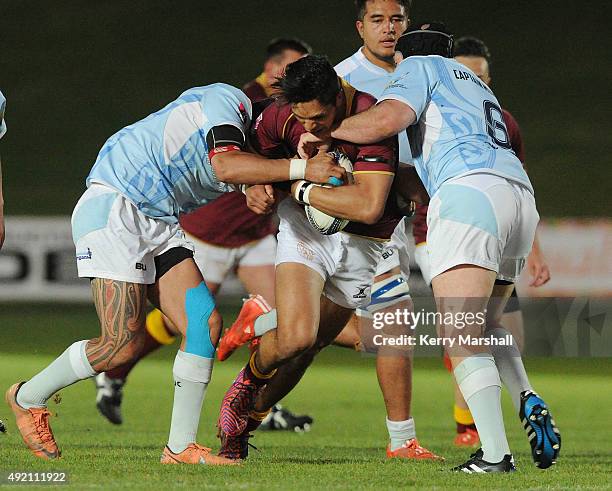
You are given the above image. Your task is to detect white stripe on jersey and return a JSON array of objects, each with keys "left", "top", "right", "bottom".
[{"left": 163, "top": 102, "right": 206, "bottom": 163}]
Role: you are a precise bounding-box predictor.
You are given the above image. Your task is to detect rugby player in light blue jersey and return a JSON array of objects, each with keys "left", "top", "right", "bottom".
[
  {"left": 299, "top": 25, "right": 560, "bottom": 473},
  {"left": 0, "top": 90, "right": 6, "bottom": 249},
  {"left": 333, "top": 0, "right": 442, "bottom": 461},
  {"left": 6, "top": 83, "right": 343, "bottom": 464}
]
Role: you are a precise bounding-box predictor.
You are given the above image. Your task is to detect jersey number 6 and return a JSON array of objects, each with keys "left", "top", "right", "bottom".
[{"left": 483, "top": 100, "right": 511, "bottom": 150}]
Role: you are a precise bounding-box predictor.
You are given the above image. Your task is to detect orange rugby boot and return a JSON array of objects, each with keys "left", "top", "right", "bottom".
[
  {"left": 454, "top": 427, "right": 480, "bottom": 447},
  {"left": 217, "top": 295, "right": 272, "bottom": 361},
  {"left": 386, "top": 438, "right": 444, "bottom": 461},
  {"left": 160, "top": 443, "right": 240, "bottom": 465},
  {"left": 5, "top": 383, "right": 61, "bottom": 460}
]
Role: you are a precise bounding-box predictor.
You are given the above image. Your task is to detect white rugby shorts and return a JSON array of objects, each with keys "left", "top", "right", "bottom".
[
  {"left": 275, "top": 200, "right": 384, "bottom": 309},
  {"left": 375, "top": 218, "right": 411, "bottom": 279},
  {"left": 188, "top": 233, "right": 277, "bottom": 285},
  {"left": 71, "top": 183, "right": 193, "bottom": 284},
  {"left": 426, "top": 172, "right": 539, "bottom": 282}
]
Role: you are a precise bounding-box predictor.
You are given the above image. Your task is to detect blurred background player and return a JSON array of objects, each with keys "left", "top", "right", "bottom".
[
  {"left": 94, "top": 37, "right": 314, "bottom": 432},
  {"left": 243, "top": 38, "right": 313, "bottom": 101},
  {"left": 411, "top": 35, "right": 552, "bottom": 448},
  {"left": 0, "top": 90, "right": 6, "bottom": 249}
]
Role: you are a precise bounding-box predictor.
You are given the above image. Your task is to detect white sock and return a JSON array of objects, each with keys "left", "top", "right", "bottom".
[
  {"left": 17, "top": 340, "right": 96, "bottom": 409},
  {"left": 167, "top": 350, "right": 213, "bottom": 454},
  {"left": 488, "top": 327, "right": 533, "bottom": 411},
  {"left": 254, "top": 309, "right": 277, "bottom": 337},
  {"left": 454, "top": 354, "right": 510, "bottom": 463},
  {"left": 386, "top": 417, "right": 416, "bottom": 451}
]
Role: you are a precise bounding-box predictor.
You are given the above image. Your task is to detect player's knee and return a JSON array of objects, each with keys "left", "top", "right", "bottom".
[
  {"left": 277, "top": 331, "right": 316, "bottom": 361},
  {"left": 207, "top": 309, "right": 223, "bottom": 345},
  {"left": 184, "top": 282, "right": 217, "bottom": 359}
]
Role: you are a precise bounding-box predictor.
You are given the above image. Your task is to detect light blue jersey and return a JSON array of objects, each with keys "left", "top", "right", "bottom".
[
  {"left": 335, "top": 49, "right": 412, "bottom": 164},
  {"left": 87, "top": 83, "right": 252, "bottom": 222},
  {"left": 379, "top": 56, "right": 532, "bottom": 197},
  {"left": 0, "top": 90, "right": 7, "bottom": 139}
]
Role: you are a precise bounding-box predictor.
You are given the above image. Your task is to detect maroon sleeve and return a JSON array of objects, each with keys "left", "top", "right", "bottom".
[
  {"left": 411, "top": 204, "right": 428, "bottom": 245},
  {"left": 353, "top": 137, "right": 398, "bottom": 175},
  {"left": 348, "top": 92, "right": 398, "bottom": 175},
  {"left": 502, "top": 109, "right": 525, "bottom": 164}
]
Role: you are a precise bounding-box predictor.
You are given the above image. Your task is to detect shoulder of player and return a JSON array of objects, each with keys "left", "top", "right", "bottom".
[
  {"left": 352, "top": 90, "right": 377, "bottom": 114},
  {"left": 335, "top": 58, "right": 359, "bottom": 78},
  {"left": 258, "top": 100, "right": 301, "bottom": 140}
]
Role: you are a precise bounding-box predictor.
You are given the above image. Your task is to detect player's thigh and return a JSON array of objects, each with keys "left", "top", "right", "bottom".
[
  {"left": 497, "top": 184, "right": 540, "bottom": 282},
  {"left": 324, "top": 234, "right": 384, "bottom": 312},
  {"left": 275, "top": 262, "right": 325, "bottom": 350},
  {"left": 315, "top": 295, "right": 355, "bottom": 349},
  {"left": 236, "top": 234, "right": 277, "bottom": 305}
]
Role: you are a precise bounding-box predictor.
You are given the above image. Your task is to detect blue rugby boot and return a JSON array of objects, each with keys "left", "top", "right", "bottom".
[{"left": 519, "top": 390, "right": 561, "bottom": 469}]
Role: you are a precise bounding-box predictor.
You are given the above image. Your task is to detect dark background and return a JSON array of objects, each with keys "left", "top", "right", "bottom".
[{"left": 0, "top": 0, "right": 609, "bottom": 217}]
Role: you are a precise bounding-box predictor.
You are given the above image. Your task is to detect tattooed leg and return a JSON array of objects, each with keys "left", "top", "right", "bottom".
[
  {"left": 87, "top": 278, "right": 148, "bottom": 372},
  {"left": 15, "top": 279, "right": 149, "bottom": 409}
]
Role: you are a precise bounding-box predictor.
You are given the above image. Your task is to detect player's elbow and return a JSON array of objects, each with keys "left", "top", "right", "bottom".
[
  {"left": 360, "top": 201, "right": 385, "bottom": 225},
  {"left": 211, "top": 154, "right": 238, "bottom": 183}
]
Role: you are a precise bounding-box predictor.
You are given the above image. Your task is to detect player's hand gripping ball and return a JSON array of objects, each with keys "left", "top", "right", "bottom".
[{"left": 305, "top": 150, "right": 353, "bottom": 235}]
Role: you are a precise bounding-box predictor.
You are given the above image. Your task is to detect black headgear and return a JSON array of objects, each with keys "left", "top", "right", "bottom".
[{"left": 395, "top": 22, "right": 454, "bottom": 59}]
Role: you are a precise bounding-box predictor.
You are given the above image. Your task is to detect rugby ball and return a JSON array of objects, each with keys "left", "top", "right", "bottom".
[{"left": 304, "top": 151, "right": 353, "bottom": 235}]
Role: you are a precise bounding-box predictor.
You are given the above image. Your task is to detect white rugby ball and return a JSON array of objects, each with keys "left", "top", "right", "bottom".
[{"left": 304, "top": 151, "right": 353, "bottom": 235}]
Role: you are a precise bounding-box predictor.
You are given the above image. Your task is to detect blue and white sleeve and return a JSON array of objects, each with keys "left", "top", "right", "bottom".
[{"left": 378, "top": 58, "right": 431, "bottom": 119}]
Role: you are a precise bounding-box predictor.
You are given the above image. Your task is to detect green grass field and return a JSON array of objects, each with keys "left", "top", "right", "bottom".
[{"left": 0, "top": 303, "right": 610, "bottom": 489}]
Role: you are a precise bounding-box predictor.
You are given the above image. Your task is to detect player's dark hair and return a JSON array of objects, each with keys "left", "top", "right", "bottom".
[
  {"left": 453, "top": 36, "right": 492, "bottom": 65},
  {"left": 396, "top": 21, "right": 453, "bottom": 58},
  {"left": 265, "top": 38, "right": 312, "bottom": 61},
  {"left": 355, "top": 0, "right": 411, "bottom": 20},
  {"left": 272, "top": 55, "right": 340, "bottom": 107}
]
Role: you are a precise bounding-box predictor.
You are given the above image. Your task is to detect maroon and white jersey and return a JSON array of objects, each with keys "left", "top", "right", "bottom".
[
  {"left": 253, "top": 81, "right": 402, "bottom": 240},
  {"left": 412, "top": 108, "right": 526, "bottom": 245}
]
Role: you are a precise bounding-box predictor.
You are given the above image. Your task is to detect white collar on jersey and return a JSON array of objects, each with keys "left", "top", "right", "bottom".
[{"left": 355, "top": 47, "right": 395, "bottom": 76}]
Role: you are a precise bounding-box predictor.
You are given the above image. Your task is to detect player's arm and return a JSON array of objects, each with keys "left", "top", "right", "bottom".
[
  {"left": 292, "top": 138, "right": 398, "bottom": 225},
  {"left": 208, "top": 124, "right": 344, "bottom": 185},
  {"left": 298, "top": 100, "right": 415, "bottom": 157},
  {"left": 292, "top": 172, "right": 393, "bottom": 225},
  {"left": 394, "top": 164, "right": 429, "bottom": 205},
  {"left": 332, "top": 100, "right": 416, "bottom": 144}
]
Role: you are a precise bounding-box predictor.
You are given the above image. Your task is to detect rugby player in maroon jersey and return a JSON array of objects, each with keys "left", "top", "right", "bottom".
[
  {"left": 242, "top": 38, "right": 312, "bottom": 101},
  {"left": 215, "top": 55, "right": 434, "bottom": 460}
]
